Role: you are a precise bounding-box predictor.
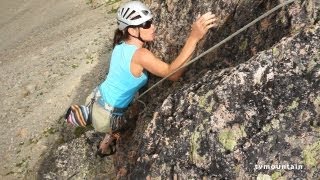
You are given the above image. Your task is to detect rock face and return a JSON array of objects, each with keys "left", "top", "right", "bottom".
[
  {"left": 114, "top": 0, "right": 320, "bottom": 179},
  {"left": 150, "top": 0, "right": 318, "bottom": 69},
  {"left": 36, "top": 0, "right": 319, "bottom": 179},
  {"left": 130, "top": 25, "right": 320, "bottom": 179}
]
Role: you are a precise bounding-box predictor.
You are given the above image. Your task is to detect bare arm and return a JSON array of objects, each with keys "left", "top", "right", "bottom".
[{"left": 134, "top": 12, "right": 218, "bottom": 81}]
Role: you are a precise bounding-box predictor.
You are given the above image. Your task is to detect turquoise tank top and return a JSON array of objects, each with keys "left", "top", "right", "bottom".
[{"left": 99, "top": 42, "right": 148, "bottom": 108}]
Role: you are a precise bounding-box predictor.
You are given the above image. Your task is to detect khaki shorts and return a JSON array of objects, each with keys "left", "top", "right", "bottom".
[{"left": 86, "top": 89, "right": 112, "bottom": 133}]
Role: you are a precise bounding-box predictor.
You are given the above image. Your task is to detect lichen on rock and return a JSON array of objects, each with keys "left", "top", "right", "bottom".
[
  {"left": 37, "top": 0, "right": 320, "bottom": 179},
  {"left": 121, "top": 1, "right": 320, "bottom": 178}
]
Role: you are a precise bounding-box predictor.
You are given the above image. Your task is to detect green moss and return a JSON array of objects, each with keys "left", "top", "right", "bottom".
[
  {"left": 257, "top": 173, "right": 272, "bottom": 180},
  {"left": 218, "top": 126, "right": 246, "bottom": 151},
  {"left": 239, "top": 39, "right": 248, "bottom": 52},
  {"left": 307, "top": 59, "right": 317, "bottom": 72},
  {"left": 234, "top": 164, "right": 241, "bottom": 173},
  {"left": 271, "top": 171, "right": 282, "bottom": 180},
  {"left": 271, "top": 119, "right": 280, "bottom": 129},
  {"left": 272, "top": 47, "right": 280, "bottom": 57},
  {"left": 287, "top": 84, "right": 294, "bottom": 90},
  {"left": 218, "top": 130, "right": 236, "bottom": 151},
  {"left": 198, "top": 90, "right": 215, "bottom": 113},
  {"left": 190, "top": 128, "right": 206, "bottom": 164},
  {"left": 287, "top": 98, "right": 299, "bottom": 111},
  {"left": 284, "top": 135, "right": 295, "bottom": 145},
  {"left": 197, "top": 123, "right": 205, "bottom": 131},
  {"left": 303, "top": 141, "right": 320, "bottom": 168},
  {"left": 263, "top": 124, "right": 271, "bottom": 132}
]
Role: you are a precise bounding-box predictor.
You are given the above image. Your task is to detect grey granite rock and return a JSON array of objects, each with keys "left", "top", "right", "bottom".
[
  {"left": 129, "top": 24, "right": 320, "bottom": 179},
  {"left": 115, "top": 0, "right": 320, "bottom": 179}
]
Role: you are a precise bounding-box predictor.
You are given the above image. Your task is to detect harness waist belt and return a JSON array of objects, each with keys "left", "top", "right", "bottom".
[{"left": 98, "top": 97, "right": 126, "bottom": 115}]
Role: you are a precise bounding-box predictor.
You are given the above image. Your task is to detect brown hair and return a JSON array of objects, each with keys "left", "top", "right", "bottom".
[
  {"left": 113, "top": 26, "right": 152, "bottom": 48},
  {"left": 113, "top": 28, "right": 130, "bottom": 48}
]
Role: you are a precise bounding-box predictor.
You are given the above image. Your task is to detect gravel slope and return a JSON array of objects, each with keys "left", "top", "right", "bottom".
[{"left": 0, "top": 0, "right": 117, "bottom": 178}]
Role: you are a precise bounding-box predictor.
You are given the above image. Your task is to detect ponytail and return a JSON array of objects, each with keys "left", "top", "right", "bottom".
[{"left": 113, "top": 28, "right": 130, "bottom": 48}]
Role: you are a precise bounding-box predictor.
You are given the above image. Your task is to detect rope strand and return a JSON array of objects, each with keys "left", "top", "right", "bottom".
[{"left": 136, "top": 0, "right": 297, "bottom": 100}]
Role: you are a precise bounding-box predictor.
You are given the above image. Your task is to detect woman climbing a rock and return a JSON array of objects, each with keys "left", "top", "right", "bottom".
[{"left": 92, "top": 0, "right": 218, "bottom": 157}]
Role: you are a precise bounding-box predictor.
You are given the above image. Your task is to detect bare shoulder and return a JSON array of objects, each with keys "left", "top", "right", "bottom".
[
  {"left": 133, "top": 47, "right": 170, "bottom": 77},
  {"left": 134, "top": 48, "right": 155, "bottom": 62}
]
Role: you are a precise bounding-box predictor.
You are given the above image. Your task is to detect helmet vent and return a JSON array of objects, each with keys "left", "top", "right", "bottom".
[
  {"left": 127, "top": 10, "right": 137, "bottom": 19},
  {"left": 123, "top": 8, "right": 130, "bottom": 19},
  {"left": 142, "top": 10, "right": 149, "bottom": 16},
  {"left": 131, "top": 15, "right": 142, "bottom": 20}
]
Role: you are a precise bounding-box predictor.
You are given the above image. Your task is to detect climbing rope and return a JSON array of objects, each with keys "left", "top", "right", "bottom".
[{"left": 136, "top": 0, "right": 298, "bottom": 101}]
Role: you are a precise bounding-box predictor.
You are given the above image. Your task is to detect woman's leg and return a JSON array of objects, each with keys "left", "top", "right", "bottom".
[
  {"left": 98, "top": 131, "right": 120, "bottom": 154},
  {"left": 97, "top": 112, "right": 126, "bottom": 156},
  {"left": 98, "top": 133, "right": 114, "bottom": 154}
]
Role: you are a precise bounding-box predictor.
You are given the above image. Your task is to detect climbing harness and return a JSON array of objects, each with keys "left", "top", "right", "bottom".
[{"left": 135, "top": 0, "right": 298, "bottom": 101}]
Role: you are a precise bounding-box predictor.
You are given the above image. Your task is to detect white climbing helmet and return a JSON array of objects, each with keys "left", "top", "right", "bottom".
[{"left": 117, "top": 1, "right": 153, "bottom": 30}]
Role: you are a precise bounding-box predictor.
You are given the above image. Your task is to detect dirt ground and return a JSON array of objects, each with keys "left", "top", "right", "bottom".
[{"left": 0, "top": 0, "right": 119, "bottom": 178}]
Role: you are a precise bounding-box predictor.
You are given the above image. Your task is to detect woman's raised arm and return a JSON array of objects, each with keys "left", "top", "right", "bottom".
[{"left": 133, "top": 12, "right": 218, "bottom": 81}]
